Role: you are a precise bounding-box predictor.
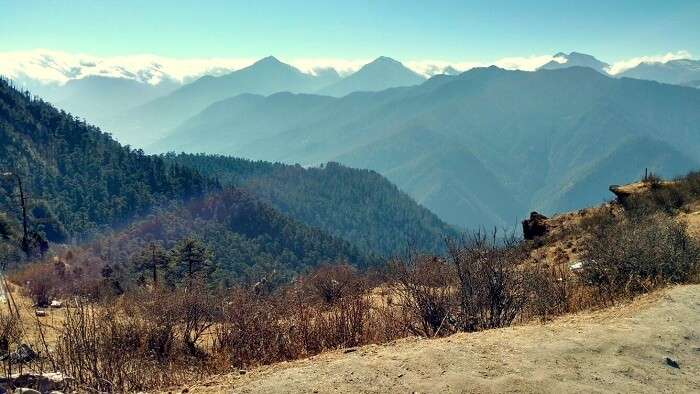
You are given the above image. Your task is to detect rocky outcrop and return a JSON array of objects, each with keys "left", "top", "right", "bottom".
[{"left": 522, "top": 212, "right": 549, "bottom": 240}]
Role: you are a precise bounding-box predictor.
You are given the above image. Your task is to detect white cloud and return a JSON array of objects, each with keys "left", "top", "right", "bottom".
[
  {"left": 607, "top": 50, "right": 692, "bottom": 75},
  {"left": 1, "top": 49, "right": 695, "bottom": 86},
  {"left": 288, "top": 58, "right": 369, "bottom": 77},
  {"left": 492, "top": 55, "right": 556, "bottom": 71},
  {"left": 0, "top": 49, "right": 256, "bottom": 85}
]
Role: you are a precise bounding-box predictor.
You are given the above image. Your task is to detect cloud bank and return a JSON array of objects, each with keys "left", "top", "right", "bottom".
[
  {"left": 0, "top": 49, "right": 693, "bottom": 85},
  {"left": 606, "top": 50, "right": 692, "bottom": 75}
]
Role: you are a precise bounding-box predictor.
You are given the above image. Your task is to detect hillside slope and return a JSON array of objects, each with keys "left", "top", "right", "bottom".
[
  {"left": 0, "top": 77, "right": 211, "bottom": 239},
  {"left": 178, "top": 284, "right": 700, "bottom": 393},
  {"left": 0, "top": 77, "right": 371, "bottom": 281},
  {"left": 165, "top": 154, "right": 458, "bottom": 255}
]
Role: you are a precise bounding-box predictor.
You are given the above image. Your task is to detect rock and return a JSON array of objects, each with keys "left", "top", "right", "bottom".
[
  {"left": 0, "top": 372, "right": 66, "bottom": 393},
  {"left": 0, "top": 344, "right": 37, "bottom": 364},
  {"left": 664, "top": 357, "right": 680, "bottom": 368},
  {"left": 50, "top": 300, "right": 63, "bottom": 308},
  {"left": 14, "top": 389, "right": 40, "bottom": 394},
  {"left": 34, "top": 310, "right": 47, "bottom": 317},
  {"left": 522, "top": 211, "right": 549, "bottom": 240},
  {"left": 344, "top": 347, "right": 358, "bottom": 354},
  {"left": 239, "top": 369, "right": 247, "bottom": 375}
]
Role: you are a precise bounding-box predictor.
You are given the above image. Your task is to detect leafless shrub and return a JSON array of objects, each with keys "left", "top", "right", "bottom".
[
  {"left": 215, "top": 266, "right": 378, "bottom": 369},
  {"left": 581, "top": 213, "right": 700, "bottom": 303},
  {"left": 523, "top": 261, "right": 575, "bottom": 321},
  {"left": 0, "top": 310, "right": 24, "bottom": 376},
  {"left": 447, "top": 231, "right": 529, "bottom": 331},
  {"left": 214, "top": 287, "right": 295, "bottom": 368},
  {"left": 9, "top": 262, "right": 60, "bottom": 307},
  {"left": 387, "top": 255, "right": 458, "bottom": 337},
  {"left": 306, "top": 263, "right": 363, "bottom": 305},
  {"left": 53, "top": 292, "right": 215, "bottom": 392}
]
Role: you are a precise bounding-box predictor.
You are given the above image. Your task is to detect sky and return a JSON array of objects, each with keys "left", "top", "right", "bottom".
[{"left": 1, "top": 0, "right": 699, "bottom": 63}]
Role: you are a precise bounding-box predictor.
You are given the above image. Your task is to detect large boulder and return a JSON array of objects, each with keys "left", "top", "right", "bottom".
[{"left": 522, "top": 212, "right": 549, "bottom": 240}]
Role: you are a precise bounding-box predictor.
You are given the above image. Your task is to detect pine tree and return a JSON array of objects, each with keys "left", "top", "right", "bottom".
[
  {"left": 132, "top": 242, "right": 169, "bottom": 285},
  {"left": 173, "top": 237, "right": 211, "bottom": 281}
]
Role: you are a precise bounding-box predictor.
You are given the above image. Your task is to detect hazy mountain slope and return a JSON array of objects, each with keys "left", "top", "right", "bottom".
[
  {"left": 318, "top": 57, "right": 426, "bottom": 97},
  {"left": 165, "top": 154, "right": 458, "bottom": 255},
  {"left": 538, "top": 52, "right": 610, "bottom": 73},
  {"left": 619, "top": 59, "right": 700, "bottom": 85},
  {"left": 334, "top": 128, "right": 525, "bottom": 228},
  {"left": 547, "top": 137, "right": 699, "bottom": 213},
  {"left": 155, "top": 66, "right": 700, "bottom": 228},
  {"left": 106, "top": 56, "right": 337, "bottom": 146},
  {"left": 151, "top": 93, "right": 336, "bottom": 154},
  {"left": 50, "top": 76, "right": 178, "bottom": 124}
]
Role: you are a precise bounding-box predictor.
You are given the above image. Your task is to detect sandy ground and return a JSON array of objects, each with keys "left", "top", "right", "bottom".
[{"left": 176, "top": 284, "right": 700, "bottom": 394}]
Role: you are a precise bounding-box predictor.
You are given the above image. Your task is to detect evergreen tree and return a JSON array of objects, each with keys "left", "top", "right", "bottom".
[
  {"left": 132, "top": 242, "right": 169, "bottom": 285},
  {"left": 172, "top": 237, "right": 211, "bottom": 281}
]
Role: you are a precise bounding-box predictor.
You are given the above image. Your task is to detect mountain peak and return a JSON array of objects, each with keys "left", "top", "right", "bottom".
[
  {"left": 318, "top": 56, "right": 425, "bottom": 97},
  {"left": 371, "top": 56, "right": 401, "bottom": 65},
  {"left": 539, "top": 51, "right": 610, "bottom": 74},
  {"left": 254, "top": 56, "right": 284, "bottom": 66}
]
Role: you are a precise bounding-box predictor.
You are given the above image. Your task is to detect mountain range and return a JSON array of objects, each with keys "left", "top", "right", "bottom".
[
  {"left": 0, "top": 77, "right": 453, "bottom": 280},
  {"left": 151, "top": 66, "right": 700, "bottom": 229},
  {"left": 6, "top": 51, "right": 700, "bottom": 148}
]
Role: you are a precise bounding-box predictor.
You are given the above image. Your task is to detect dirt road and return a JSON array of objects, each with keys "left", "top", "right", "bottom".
[{"left": 180, "top": 284, "right": 700, "bottom": 393}]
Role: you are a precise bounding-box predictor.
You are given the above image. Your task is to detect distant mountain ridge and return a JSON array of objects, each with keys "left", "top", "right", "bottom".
[
  {"left": 538, "top": 52, "right": 611, "bottom": 74},
  {"left": 319, "top": 56, "right": 426, "bottom": 97},
  {"left": 152, "top": 66, "right": 700, "bottom": 229},
  {"left": 102, "top": 56, "right": 338, "bottom": 146},
  {"left": 619, "top": 58, "right": 700, "bottom": 85},
  {"left": 103, "top": 56, "right": 430, "bottom": 146}
]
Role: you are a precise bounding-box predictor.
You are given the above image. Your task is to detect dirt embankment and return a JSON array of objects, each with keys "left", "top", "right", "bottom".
[{"left": 174, "top": 284, "right": 700, "bottom": 394}]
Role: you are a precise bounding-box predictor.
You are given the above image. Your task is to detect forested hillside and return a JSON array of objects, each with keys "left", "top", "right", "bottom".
[
  {"left": 0, "top": 77, "right": 370, "bottom": 283},
  {"left": 0, "top": 77, "right": 212, "bottom": 241},
  {"left": 165, "top": 154, "right": 458, "bottom": 255}
]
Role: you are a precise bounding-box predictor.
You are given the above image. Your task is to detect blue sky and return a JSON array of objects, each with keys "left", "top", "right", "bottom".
[{"left": 1, "top": 0, "right": 698, "bottom": 63}]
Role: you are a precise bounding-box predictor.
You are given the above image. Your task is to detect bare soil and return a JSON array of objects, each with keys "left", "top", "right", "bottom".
[{"left": 171, "top": 284, "right": 700, "bottom": 393}]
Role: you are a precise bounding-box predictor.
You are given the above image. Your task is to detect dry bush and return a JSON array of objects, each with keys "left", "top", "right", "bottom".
[
  {"left": 53, "top": 291, "right": 216, "bottom": 392},
  {"left": 214, "top": 287, "right": 294, "bottom": 368},
  {"left": 215, "top": 266, "right": 379, "bottom": 369},
  {"left": 523, "top": 261, "right": 576, "bottom": 321},
  {"left": 447, "top": 232, "right": 530, "bottom": 332},
  {"left": 581, "top": 213, "right": 700, "bottom": 303},
  {"left": 387, "top": 255, "right": 458, "bottom": 337},
  {"left": 9, "top": 262, "right": 61, "bottom": 307},
  {"left": 306, "top": 263, "right": 363, "bottom": 305},
  {"left": 0, "top": 310, "right": 25, "bottom": 376}
]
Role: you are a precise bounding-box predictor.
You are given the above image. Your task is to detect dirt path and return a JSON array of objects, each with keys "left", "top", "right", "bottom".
[{"left": 180, "top": 284, "right": 700, "bottom": 393}]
